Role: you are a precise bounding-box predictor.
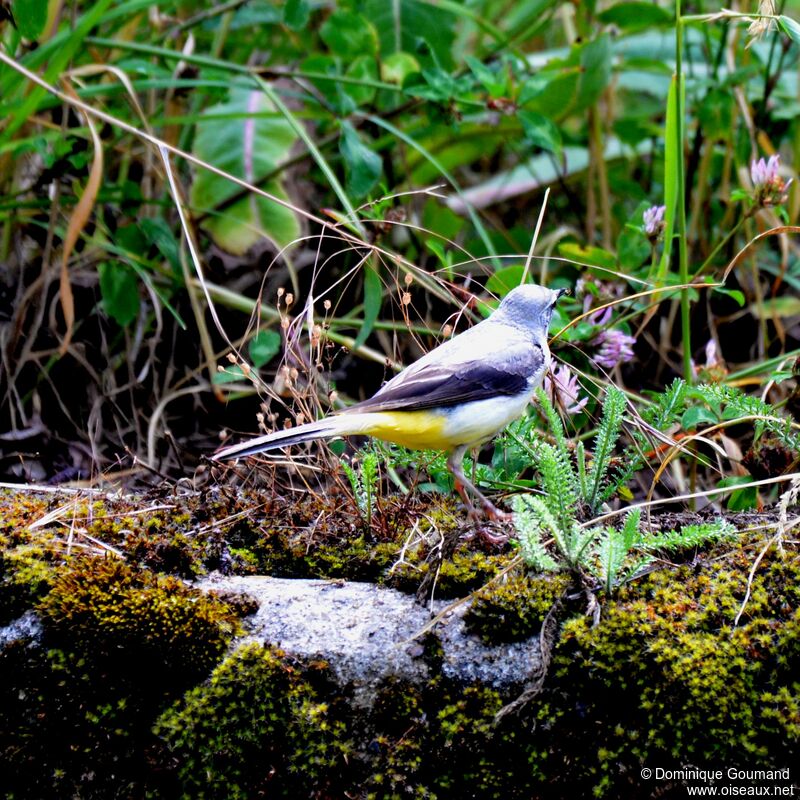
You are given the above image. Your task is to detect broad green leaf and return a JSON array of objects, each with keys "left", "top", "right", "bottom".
[
  {"left": 520, "top": 35, "right": 611, "bottom": 119},
  {"left": 353, "top": 263, "right": 382, "bottom": 350},
  {"left": 486, "top": 265, "right": 524, "bottom": 296},
  {"left": 518, "top": 74, "right": 551, "bottom": 106},
  {"left": 339, "top": 121, "right": 382, "bottom": 199},
  {"left": 712, "top": 286, "right": 745, "bottom": 308},
  {"left": 558, "top": 242, "right": 617, "bottom": 271},
  {"left": 617, "top": 225, "right": 650, "bottom": 271},
  {"left": 405, "top": 68, "right": 472, "bottom": 103},
  {"left": 681, "top": 406, "right": 719, "bottom": 431},
  {"left": 249, "top": 330, "right": 282, "bottom": 368},
  {"left": 597, "top": 2, "right": 672, "bottom": 30},
  {"left": 576, "top": 35, "right": 612, "bottom": 111},
  {"left": 320, "top": 10, "right": 378, "bottom": 58},
  {"left": 344, "top": 55, "right": 378, "bottom": 108},
  {"left": 213, "top": 364, "right": 247, "bottom": 385},
  {"left": 13, "top": 0, "right": 48, "bottom": 39},
  {"left": 301, "top": 54, "right": 355, "bottom": 115},
  {"left": 717, "top": 476, "right": 758, "bottom": 511},
  {"left": 381, "top": 52, "right": 421, "bottom": 84},
  {"left": 283, "top": 0, "right": 309, "bottom": 30},
  {"left": 139, "top": 217, "right": 181, "bottom": 276},
  {"left": 696, "top": 88, "right": 733, "bottom": 141},
  {"left": 363, "top": 0, "right": 455, "bottom": 68},
  {"left": 98, "top": 262, "right": 140, "bottom": 327},
  {"left": 190, "top": 89, "right": 301, "bottom": 255},
  {"left": 519, "top": 110, "right": 562, "bottom": 157},
  {"left": 778, "top": 15, "right": 800, "bottom": 44}
]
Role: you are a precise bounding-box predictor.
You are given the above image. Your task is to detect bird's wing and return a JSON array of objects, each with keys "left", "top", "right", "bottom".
[{"left": 342, "top": 340, "right": 544, "bottom": 414}]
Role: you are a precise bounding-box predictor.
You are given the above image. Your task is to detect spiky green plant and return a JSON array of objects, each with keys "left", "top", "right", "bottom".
[
  {"left": 514, "top": 386, "right": 736, "bottom": 592},
  {"left": 341, "top": 450, "right": 380, "bottom": 520}
]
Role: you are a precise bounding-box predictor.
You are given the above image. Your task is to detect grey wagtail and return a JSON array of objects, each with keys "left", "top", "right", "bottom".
[{"left": 214, "top": 283, "right": 566, "bottom": 518}]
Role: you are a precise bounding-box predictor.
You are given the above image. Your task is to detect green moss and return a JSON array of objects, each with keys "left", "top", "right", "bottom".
[
  {"left": 388, "top": 549, "right": 513, "bottom": 598},
  {"left": 465, "top": 572, "right": 572, "bottom": 644},
  {"left": 155, "top": 642, "right": 353, "bottom": 798},
  {"left": 1, "top": 554, "right": 244, "bottom": 798},
  {"left": 534, "top": 545, "right": 800, "bottom": 797},
  {"left": 38, "top": 556, "right": 238, "bottom": 678},
  {"left": 0, "top": 542, "right": 58, "bottom": 623}
]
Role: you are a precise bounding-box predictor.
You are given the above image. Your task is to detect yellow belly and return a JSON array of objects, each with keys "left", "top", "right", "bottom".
[{"left": 358, "top": 410, "right": 454, "bottom": 450}]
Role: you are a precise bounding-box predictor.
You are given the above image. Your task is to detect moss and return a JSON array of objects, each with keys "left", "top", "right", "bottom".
[
  {"left": 388, "top": 548, "right": 513, "bottom": 598},
  {"left": 1, "top": 554, "right": 244, "bottom": 799},
  {"left": 38, "top": 556, "right": 239, "bottom": 679},
  {"left": 155, "top": 642, "right": 353, "bottom": 798},
  {"left": 0, "top": 541, "right": 59, "bottom": 624},
  {"left": 4, "top": 488, "right": 796, "bottom": 799},
  {"left": 533, "top": 544, "right": 800, "bottom": 797},
  {"left": 465, "top": 572, "right": 572, "bottom": 644}
]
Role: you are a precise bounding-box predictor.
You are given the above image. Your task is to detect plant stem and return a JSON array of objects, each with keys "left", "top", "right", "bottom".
[{"left": 675, "top": 1, "right": 692, "bottom": 383}]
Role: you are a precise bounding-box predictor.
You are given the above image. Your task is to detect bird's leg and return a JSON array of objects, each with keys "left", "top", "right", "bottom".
[{"left": 446, "top": 446, "right": 511, "bottom": 522}]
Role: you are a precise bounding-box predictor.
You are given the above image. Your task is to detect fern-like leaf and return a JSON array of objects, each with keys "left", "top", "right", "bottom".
[
  {"left": 511, "top": 494, "right": 560, "bottom": 571},
  {"left": 639, "top": 520, "right": 735, "bottom": 553},
  {"left": 587, "top": 385, "right": 626, "bottom": 512}
]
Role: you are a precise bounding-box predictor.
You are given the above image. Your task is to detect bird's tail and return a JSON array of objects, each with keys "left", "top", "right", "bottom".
[{"left": 213, "top": 415, "right": 365, "bottom": 461}]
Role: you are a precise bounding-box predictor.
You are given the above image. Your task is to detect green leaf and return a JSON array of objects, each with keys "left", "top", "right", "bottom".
[
  {"left": 717, "top": 476, "right": 758, "bottom": 511},
  {"left": 558, "top": 242, "right": 617, "bottom": 271},
  {"left": 98, "top": 262, "right": 140, "bottom": 327},
  {"left": 283, "top": 0, "right": 309, "bottom": 30},
  {"left": 681, "top": 406, "right": 719, "bottom": 431},
  {"left": 576, "top": 34, "right": 612, "bottom": 111},
  {"left": 12, "top": 0, "right": 48, "bottom": 40},
  {"left": 248, "top": 330, "right": 282, "bottom": 368},
  {"left": 616, "top": 225, "right": 650, "bottom": 271},
  {"left": 320, "top": 10, "right": 378, "bottom": 58},
  {"left": 353, "top": 263, "right": 383, "bottom": 350},
  {"left": 343, "top": 55, "right": 379, "bottom": 108},
  {"left": 300, "top": 54, "right": 355, "bottom": 115},
  {"left": 465, "top": 55, "right": 506, "bottom": 97},
  {"left": 339, "top": 121, "right": 382, "bottom": 199},
  {"left": 519, "top": 110, "right": 562, "bottom": 157},
  {"left": 486, "top": 265, "right": 524, "bottom": 297},
  {"left": 754, "top": 296, "right": 800, "bottom": 317},
  {"left": 381, "top": 52, "right": 421, "bottom": 84},
  {"left": 712, "top": 286, "right": 745, "bottom": 308},
  {"left": 189, "top": 89, "right": 300, "bottom": 256},
  {"left": 518, "top": 74, "right": 550, "bottom": 106},
  {"left": 524, "top": 35, "right": 612, "bottom": 121},
  {"left": 363, "top": 0, "right": 455, "bottom": 69},
  {"left": 213, "top": 364, "right": 247, "bottom": 385},
  {"left": 696, "top": 88, "right": 733, "bottom": 141},
  {"left": 778, "top": 15, "right": 800, "bottom": 44},
  {"left": 597, "top": 2, "right": 672, "bottom": 30},
  {"left": 139, "top": 217, "right": 181, "bottom": 276},
  {"left": 656, "top": 74, "right": 681, "bottom": 280}
]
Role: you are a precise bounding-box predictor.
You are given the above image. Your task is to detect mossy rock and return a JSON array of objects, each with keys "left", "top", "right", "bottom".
[
  {"left": 1, "top": 555, "right": 242, "bottom": 799},
  {"left": 38, "top": 556, "right": 239, "bottom": 680},
  {"left": 465, "top": 571, "right": 572, "bottom": 644},
  {"left": 155, "top": 642, "right": 353, "bottom": 799},
  {"left": 534, "top": 546, "right": 800, "bottom": 797}
]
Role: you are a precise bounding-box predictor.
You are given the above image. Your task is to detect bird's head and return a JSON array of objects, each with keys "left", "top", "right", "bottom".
[{"left": 494, "top": 283, "right": 567, "bottom": 335}]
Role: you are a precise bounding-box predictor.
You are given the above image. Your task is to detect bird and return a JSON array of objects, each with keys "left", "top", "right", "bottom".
[{"left": 214, "top": 283, "right": 566, "bottom": 519}]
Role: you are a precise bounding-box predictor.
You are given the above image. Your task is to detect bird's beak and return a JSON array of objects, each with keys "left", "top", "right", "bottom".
[{"left": 556, "top": 287, "right": 570, "bottom": 300}]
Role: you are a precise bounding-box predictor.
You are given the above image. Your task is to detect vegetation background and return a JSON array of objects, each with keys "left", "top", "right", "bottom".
[{"left": 1, "top": 0, "right": 800, "bottom": 518}]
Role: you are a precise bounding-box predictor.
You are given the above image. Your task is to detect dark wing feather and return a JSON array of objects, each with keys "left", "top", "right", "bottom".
[{"left": 343, "top": 348, "right": 542, "bottom": 414}]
